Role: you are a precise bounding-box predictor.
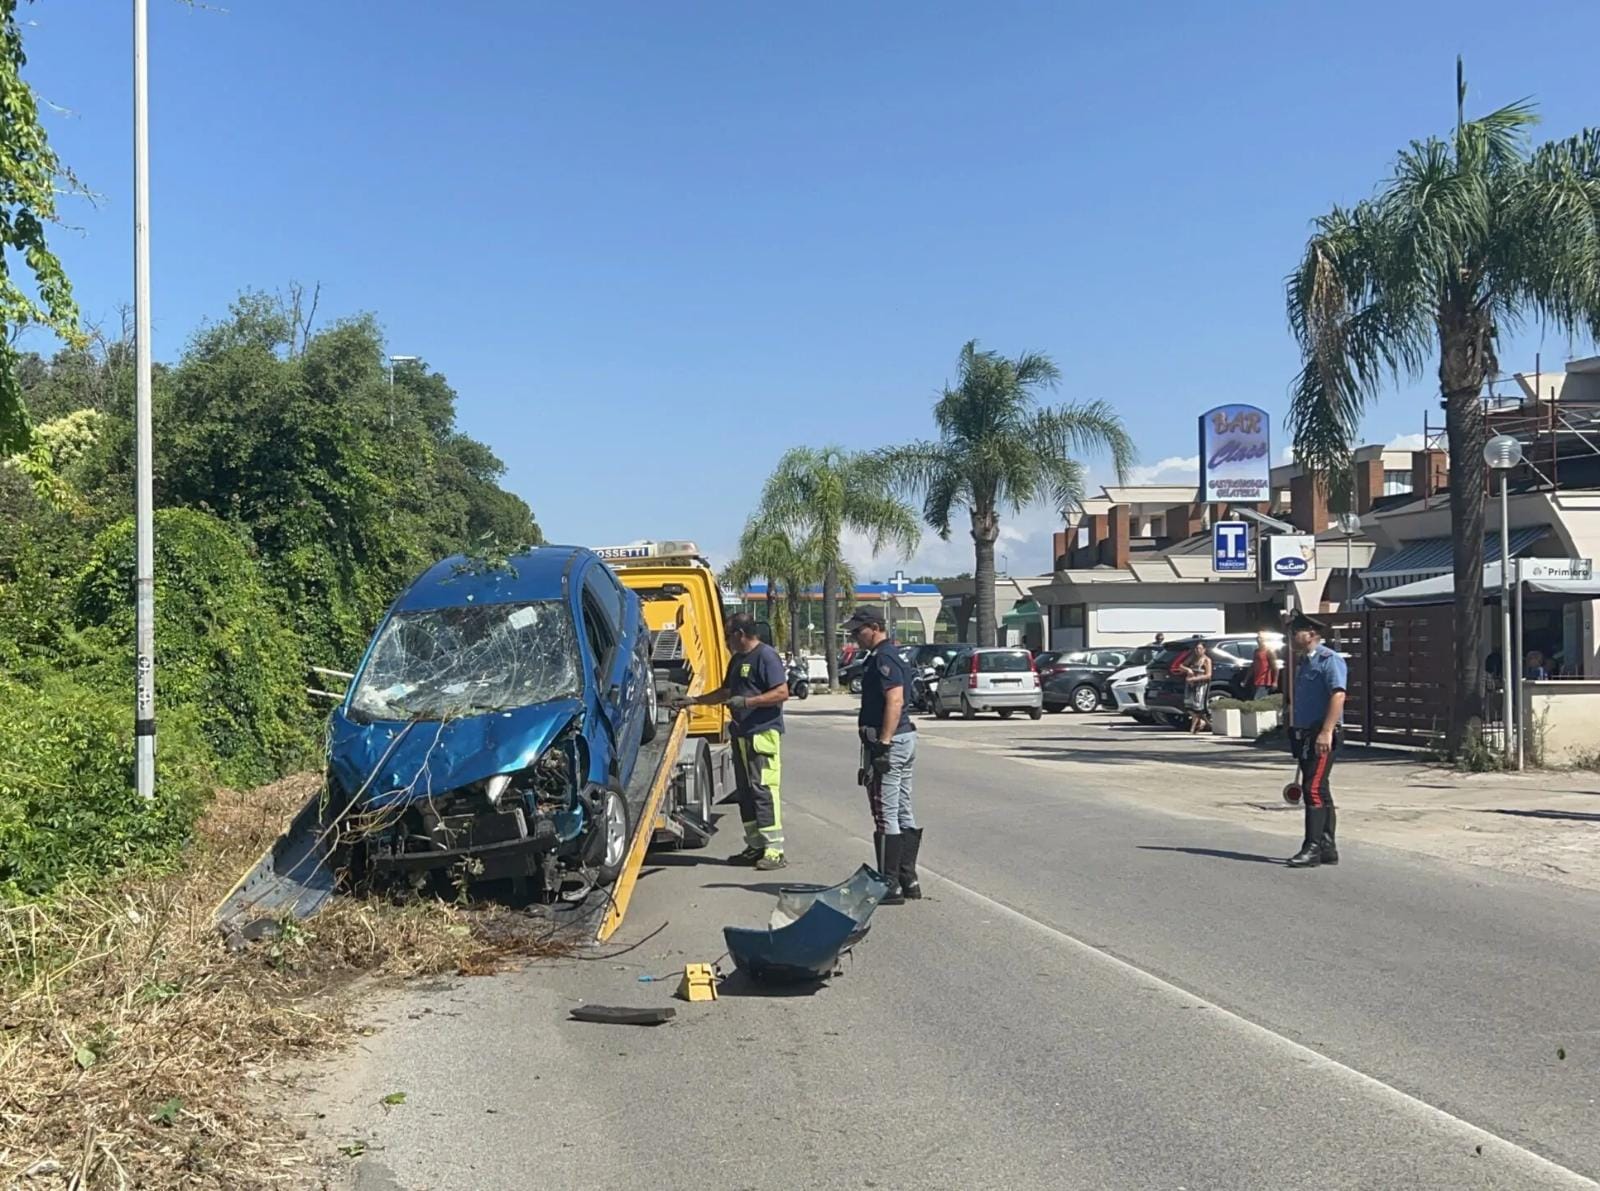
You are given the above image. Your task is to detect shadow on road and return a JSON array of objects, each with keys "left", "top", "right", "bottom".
[
  {"left": 1138, "top": 845, "right": 1285, "bottom": 865},
  {"left": 700, "top": 881, "right": 802, "bottom": 896},
  {"left": 1482, "top": 808, "right": 1600, "bottom": 823},
  {"left": 715, "top": 968, "right": 832, "bottom": 998}
]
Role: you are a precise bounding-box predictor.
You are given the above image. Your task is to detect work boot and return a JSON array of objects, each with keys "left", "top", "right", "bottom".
[
  {"left": 729, "top": 845, "right": 763, "bottom": 866},
  {"left": 755, "top": 852, "right": 787, "bottom": 872},
  {"left": 1287, "top": 807, "right": 1328, "bottom": 868},
  {"left": 877, "top": 833, "right": 906, "bottom": 904},
  {"left": 898, "top": 828, "right": 923, "bottom": 900},
  {"left": 1320, "top": 808, "right": 1339, "bottom": 866}
]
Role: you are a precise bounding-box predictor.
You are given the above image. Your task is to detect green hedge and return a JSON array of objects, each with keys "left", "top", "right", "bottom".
[
  {"left": 0, "top": 673, "right": 213, "bottom": 900},
  {"left": 73, "top": 508, "right": 317, "bottom": 788}
]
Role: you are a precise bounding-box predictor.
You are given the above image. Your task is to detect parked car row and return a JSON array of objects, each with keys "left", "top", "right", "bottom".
[{"left": 840, "top": 634, "right": 1286, "bottom": 729}]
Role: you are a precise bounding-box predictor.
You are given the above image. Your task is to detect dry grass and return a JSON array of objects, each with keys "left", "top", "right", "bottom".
[{"left": 0, "top": 774, "right": 572, "bottom": 1189}]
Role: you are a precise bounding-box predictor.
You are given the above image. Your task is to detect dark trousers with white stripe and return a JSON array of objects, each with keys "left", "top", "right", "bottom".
[{"left": 1290, "top": 726, "right": 1340, "bottom": 846}]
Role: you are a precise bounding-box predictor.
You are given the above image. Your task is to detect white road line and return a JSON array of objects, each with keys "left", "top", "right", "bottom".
[{"left": 790, "top": 802, "right": 1600, "bottom": 1189}]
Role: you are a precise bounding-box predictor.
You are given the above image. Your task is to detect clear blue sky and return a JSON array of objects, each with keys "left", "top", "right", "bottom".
[{"left": 23, "top": 0, "right": 1600, "bottom": 574}]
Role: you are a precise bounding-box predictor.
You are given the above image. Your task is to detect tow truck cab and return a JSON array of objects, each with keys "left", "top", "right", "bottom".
[{"left": 593, "top": 540, "right": 736, "bottom": 845}]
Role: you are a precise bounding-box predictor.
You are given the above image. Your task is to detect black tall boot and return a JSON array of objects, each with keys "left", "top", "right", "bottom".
[
  {"left": 1320, "top": 807, "right": 1339, "bottom": 865},
  {"left": 1287, "top": 807, "right": 1327, "bottom": 868},
  {"left": 877, "top": 833, "right": 906, "bottom": 904},
  {"left": 898, "top": 828, "right": 923, "bottom": 900}
]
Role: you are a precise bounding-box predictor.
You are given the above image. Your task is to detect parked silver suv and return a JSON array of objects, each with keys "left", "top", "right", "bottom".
[{"left": 931, "top": 647, "right": 1044, "bottom": 720}]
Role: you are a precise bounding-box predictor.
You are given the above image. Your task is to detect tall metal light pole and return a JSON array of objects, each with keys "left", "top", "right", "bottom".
[
  {"left": 1485, "top": 434, "right": 1524, "bottom": 761},
  {"left": 133, "top": 0, "right": 156, "bottom": 799},
  {"left": 386, "top": 354, "right": 418, "bottom": 429},
  {"left": 1336, "top": 511, "right": 1361, "bottom": 608}
]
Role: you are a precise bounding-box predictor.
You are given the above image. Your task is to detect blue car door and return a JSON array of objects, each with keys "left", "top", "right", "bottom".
[{"left": 577, "top": 563, "right": 640, "bottom": 787}]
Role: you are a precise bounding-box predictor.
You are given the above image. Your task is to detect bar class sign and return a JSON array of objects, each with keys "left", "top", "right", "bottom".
[{"left": 1198, "top": 404, "right": 1271, "bottom": 504}]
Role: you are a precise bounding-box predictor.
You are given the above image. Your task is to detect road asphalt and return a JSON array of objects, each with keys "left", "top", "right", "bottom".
[{"left": 309, "top": 704, "right": 1600, "bottom": 1191}]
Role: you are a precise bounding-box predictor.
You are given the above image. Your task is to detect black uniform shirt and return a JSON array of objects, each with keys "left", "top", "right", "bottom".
[
  {"left": 859, "top": 644, "right": 916, "bottom": 737},
  {"left": 724, "top": 642, "right": 786, "bottom": 738}
]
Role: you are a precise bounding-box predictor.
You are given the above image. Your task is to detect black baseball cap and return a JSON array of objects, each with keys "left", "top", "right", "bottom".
[
  {"left": 841, "top": 607, "right": 886, "bottom": 634},
  {"left": 1289, "top": 612, "right": 1329, "bottom": 634}
]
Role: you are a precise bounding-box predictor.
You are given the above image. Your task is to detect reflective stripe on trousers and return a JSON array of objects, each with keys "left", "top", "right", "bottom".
[{"left": 733, "top": 730, "right": 783, "bottom": 856}]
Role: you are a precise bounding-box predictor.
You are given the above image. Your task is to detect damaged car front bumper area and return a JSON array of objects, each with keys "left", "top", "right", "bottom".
[{"left": 327, "top": 699, "right": 607, "bottom": 893}]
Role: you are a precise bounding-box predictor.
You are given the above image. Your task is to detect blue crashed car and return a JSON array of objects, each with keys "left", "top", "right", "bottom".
[{"left": 326, "top": 546, "right": 658, "bottom": 898}]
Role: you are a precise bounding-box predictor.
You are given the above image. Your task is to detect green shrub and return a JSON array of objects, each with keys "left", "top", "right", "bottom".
[
  {"left": 73, "top": 508, "right": 317, "bottom": 787},
  {"left": 1211, "top": 694, "right": 1284, "bottom": 712},
  {"left": 0, "top": 673, "right": 213, "bottom": 900}
]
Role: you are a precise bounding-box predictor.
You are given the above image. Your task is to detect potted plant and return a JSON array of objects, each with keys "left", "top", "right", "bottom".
[
  {"left": 1240, "top": 694, "right": 1283, "bottom": 739},
  {"left": 1209, "top": 697, "right": 1245, "bottom": 738}
]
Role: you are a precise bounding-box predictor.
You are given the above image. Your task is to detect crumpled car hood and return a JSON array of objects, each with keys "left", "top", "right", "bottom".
[{"left": 327, "top": 698, "right": 584, "bottom": 811}]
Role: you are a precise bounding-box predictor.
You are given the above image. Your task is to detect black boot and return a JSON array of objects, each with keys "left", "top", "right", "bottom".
[
  {"left": 898, "top": 828, "right": 923, "bottom": 900},
  {"left": 1287, "top": 807, "right": 1327, "bottom": 868},
  {"left": 877, "top": 833, "right": 906, "bottom": 904},
  {"left": 1320, "top": 807, "right": 1339, "bottom": 865}
]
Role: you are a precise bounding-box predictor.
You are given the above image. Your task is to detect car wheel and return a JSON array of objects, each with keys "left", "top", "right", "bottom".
[
  {"left": 934, "top": 693, "right": 951, "bottom": 720},
  {"left": 595, "top": 787, "right": 632, "bottom": 885},
  {"left": 849, "top": 675, "right": 864, "bottom": 695},
  {"left": 1027, "top": 706, "right": 1043, "bottom": 721},
  {"left": 1131, "top": 710, "right": 1154, "bottom": 724},
  {"left": 679, "top": 748, "right": 713, "bottom": 850},
  {"left": 961, "top": 695, "right": 977, "bottom": 720},
  {"left": 640, "top": 669, "right": 659, "bottom": 743},
  {"left": 998, "top": 708, "right": 1014, "bottom": 720},
  {"left": 1070, "top": 685, "right": 1101, "bottom": 714}
]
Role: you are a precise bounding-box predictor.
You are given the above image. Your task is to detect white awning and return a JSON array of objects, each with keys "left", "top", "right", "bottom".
[{"left": 1363, "top": 563, "right": 1600, "bottom": 608}]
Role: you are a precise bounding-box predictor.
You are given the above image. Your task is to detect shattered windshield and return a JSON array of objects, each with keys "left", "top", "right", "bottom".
[{"left": 348, "top": 600, "right": 582, "bottom": 721}]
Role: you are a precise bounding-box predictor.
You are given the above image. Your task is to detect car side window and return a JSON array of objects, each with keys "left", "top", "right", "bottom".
[
  {"left": 584, "top": 567, "right": 624, "bottom": 638},
  {"left": 580, "top": 583, "right": 617, "bottom": 676}
]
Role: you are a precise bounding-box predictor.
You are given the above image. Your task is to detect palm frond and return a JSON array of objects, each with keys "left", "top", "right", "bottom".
[
  {"left": 1491, "top": 128, "right": 1600, "bottom": 338},
  {"left": 1033, "top": 401, "right": 1135, "bottom": 484}
]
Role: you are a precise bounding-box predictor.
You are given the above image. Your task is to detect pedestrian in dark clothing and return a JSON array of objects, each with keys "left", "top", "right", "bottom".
[
  {"left": 1286, "top": 613, "right": 1347, "bottom": 869},
  {"left": 675, "top": 613, "right": 789, "bottom": 870},
  {"left": 841, "top": 607, "right": 921, "bottom": 904}
]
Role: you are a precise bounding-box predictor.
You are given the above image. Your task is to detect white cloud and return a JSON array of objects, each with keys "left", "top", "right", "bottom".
[
  {"left": 840, "top": 502, "right": 1063, "bottom": 579},
  {"left": 1386, "top": 432, "right": 1427, "bottom": 451},
  {"left": 1125, "top": 454, "right": 1199, "bottom": 485}
]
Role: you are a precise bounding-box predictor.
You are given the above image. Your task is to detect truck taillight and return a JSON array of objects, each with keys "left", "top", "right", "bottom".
[{"left": 968, "top": 653, "right": 980, "bottom": 689}]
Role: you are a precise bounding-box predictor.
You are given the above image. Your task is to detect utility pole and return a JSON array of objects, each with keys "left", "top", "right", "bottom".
[{"left": 133, "top": 0, "right": 156, "bottom": 799}]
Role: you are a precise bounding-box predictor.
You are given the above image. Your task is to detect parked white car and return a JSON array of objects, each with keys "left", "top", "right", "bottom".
[
  {"left": 1110, "top": 666, "right": 1153, "bottom": 723},
  {"left": 932, "top": 646, "right": 1044, "bottom": 720}
]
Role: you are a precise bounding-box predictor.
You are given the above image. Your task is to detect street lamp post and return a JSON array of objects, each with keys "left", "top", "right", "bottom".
[
  {"left": 1336, "top": 512, "right": 1361, "bottom": 608},
  {"left": 1484, "top": 434, "right": 1524, "bottom": 761},
  {"left": 133, "top": 0, "right": 156, "bottom": 799},
  {"left": 386, "top": 354, "right": 418, "bottom": 429}
]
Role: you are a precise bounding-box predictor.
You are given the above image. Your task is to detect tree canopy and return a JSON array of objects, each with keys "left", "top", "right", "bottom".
[
  {"left": 1286, "top": 67, "right": 1600, "bottom": 751},
  {"left": 881, "top": 341, "right": 1132, "bottom": 647}
]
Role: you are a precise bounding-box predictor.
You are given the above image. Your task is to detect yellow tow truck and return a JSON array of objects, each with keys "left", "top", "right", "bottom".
[{"left": 590, "top": 539, "right": 735, "bottom": 940}]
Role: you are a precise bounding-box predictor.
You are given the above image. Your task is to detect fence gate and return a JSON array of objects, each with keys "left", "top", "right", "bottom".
[{"left": 1324, "top": 608, "right": 1454, "bottom": 746}]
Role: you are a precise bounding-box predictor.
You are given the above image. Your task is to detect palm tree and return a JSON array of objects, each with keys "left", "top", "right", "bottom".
[
  {"left": 724, "top": 516, "right": 816, "bottom": 652},
  {"left": 757, "top": 447, "right": 920, "bottom": 689},
  {"left": 1286, "top": 64, "right": 1600, "bottom": 754},
  {"left": 881, "top": 341, "right": 1133, "bottom": 648}
]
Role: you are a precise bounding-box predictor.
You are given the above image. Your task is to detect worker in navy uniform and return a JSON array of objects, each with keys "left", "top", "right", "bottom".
[
  {"left": 1287, "top": 612, "right": 1347, "bottom": 868},
  {"left": 676, "top": 612, "right": 790, "bottom": 870},
  {"left": 841, "top": 607, "right": 922, "bottom": 904}
]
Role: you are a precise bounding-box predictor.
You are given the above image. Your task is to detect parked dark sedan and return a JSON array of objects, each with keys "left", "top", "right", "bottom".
[
  {"left": 1039, "top": 648, "right": 1146, "bottom": 713},
  {"left": 1143, "top": 633, "right": 1283, "bottom": 726}
]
